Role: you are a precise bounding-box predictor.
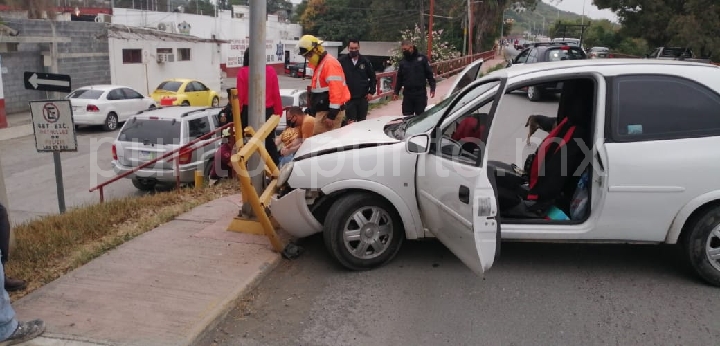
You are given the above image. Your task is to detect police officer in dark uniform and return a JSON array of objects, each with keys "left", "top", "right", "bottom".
[
  {"left": 392, "top": 40, "right": 436, "bottom": 116},
  {"left": 339, "top": 39, "right": 377, "bottom": 124}
]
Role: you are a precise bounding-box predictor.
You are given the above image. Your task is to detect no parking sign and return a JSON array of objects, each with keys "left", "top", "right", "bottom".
[{"left": 29, "top": 100, "right": 78, "bottom": 152}]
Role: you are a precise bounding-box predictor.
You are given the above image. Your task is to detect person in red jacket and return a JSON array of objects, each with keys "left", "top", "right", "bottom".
[{"left": 236, "top": 48, "right": 283, "bottom": 165}]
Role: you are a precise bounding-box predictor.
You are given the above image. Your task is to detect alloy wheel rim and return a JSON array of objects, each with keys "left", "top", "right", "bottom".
[
  {"left": 706, "top": 224, "right": 720, "bottom": 272},
  {"left": 342, "top": 206, "right": 393, "bottom": 260}
]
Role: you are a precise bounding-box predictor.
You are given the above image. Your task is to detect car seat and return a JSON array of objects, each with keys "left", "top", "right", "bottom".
[{"left": 504, "top": 78, "right": 594, "bottom": 218}]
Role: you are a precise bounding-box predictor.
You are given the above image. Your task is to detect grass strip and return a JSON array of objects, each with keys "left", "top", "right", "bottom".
[{"left": 7, "top": 180, "right": 238, "bottom": 301}]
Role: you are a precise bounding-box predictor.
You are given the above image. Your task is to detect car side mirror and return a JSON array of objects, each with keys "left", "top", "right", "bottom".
[{"left": 406, "top": 134, "right": 430, "bottom": 154}]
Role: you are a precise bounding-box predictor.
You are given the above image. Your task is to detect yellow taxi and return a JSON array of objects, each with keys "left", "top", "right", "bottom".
[{"left": 150, "top": 79, "right": 220, "bottom": 107}]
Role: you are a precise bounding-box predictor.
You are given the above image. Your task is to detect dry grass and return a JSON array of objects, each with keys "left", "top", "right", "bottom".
[{"left": 7, "top": 180, "right": 238, "bottom": 301}]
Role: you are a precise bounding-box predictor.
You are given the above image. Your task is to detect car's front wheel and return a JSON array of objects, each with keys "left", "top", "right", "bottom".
[
  {"left": 323, "top": 192, "right": 404, "bottom": 271},
  {"left": 684, "top": 205, "right": 720, "bottom": 287}
]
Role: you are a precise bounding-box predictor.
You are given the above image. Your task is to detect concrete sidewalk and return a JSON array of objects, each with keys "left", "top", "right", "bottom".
[
  {"left": 368, "top": 57, "right": 506, "bottom": 119},
  {"left": 13, "top": 195, "right": 282, "bottom": 346}
]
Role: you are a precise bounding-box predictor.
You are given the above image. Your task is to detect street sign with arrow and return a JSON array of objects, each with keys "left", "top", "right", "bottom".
[{"left": 23, "top": 71, "right": 72, "bottom": 93}]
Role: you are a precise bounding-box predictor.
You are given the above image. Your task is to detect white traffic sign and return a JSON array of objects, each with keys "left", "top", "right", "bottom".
[{"left": 29, "top": 100, "right": 78, "bottom": 152}]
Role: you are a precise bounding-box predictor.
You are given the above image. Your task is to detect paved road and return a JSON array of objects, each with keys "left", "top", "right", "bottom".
[
  {"left": 200, "top": 235, "right": 720, "bottom": 346},
  {"left": 0, "top": 75, "right": 315, "bottom": 226},
  {"left": 199, "top": 76, "right": 719, "bottom": 346}
]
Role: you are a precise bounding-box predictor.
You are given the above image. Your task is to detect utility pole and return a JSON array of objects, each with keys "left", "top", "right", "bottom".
[
  {"left": 467, "top": 0, "right": 472, "bottom": 55},
  {"left": 243, "top": 0, "right": 266, "bottom": 217}
]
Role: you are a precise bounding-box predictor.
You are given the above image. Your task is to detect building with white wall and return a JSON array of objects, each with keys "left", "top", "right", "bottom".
[
  {"left": 110, "top": 7, "right": 342, "bottom": 78},
  {"left": 106, "top": 25, "right": 226, "bottom": 96}
]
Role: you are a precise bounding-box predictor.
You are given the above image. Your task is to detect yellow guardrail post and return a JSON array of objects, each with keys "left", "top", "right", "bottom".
[
  {"left": 226, "top": 114, "right": 285, "bottom": 253},
  {"left": 225, "top": 89, "right": 290, "bottom": 254}
]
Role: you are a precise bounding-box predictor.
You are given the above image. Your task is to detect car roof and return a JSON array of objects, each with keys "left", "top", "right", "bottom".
[
  {"left": 491, "top": 59, "right": 718, "bottom": 79},
  {"left": 161, "top": 78, "right": 193, "bottom": 83},
  {"left": 131, "top": 106, "right": 216, "bottom": 120},
  {"left": 279, "top": 88, "right": 305, "bottom": 95},
  {"left": 74, "top": 85, "right": 131, "bottom": 91}
]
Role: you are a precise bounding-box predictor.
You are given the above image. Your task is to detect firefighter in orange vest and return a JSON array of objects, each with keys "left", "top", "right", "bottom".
[{"left": 296, "top": 35, "right": 351, "bottom": 135}]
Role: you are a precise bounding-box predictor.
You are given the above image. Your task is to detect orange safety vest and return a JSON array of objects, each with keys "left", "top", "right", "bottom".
[{"left": 311, "top": 54, "right": 351, "bottom": 110}]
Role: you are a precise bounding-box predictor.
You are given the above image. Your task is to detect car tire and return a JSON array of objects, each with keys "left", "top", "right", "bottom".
[
  {"left": 323, "top": 192, "right": 404, "bottom": 271},
  {"left": 131, "top": 178, "right": 157, "bottom": 191},
  {"left": 181, "top": 101, "right": 190, "bottom": 107},
  {"left": 103, "top": 112, "right": 118, "bottom": 131},
  {"left": 211, "top": 96, "right": 220, "bottom": 108},
  {"left": 683, "top": 205, "right": 720, "bottom": 287},
  {"left": 527, "top": 86, "right": 542, "bottom": 102}
]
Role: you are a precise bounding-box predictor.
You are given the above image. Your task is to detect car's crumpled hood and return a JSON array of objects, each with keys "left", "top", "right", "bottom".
[{"left": 294, "top": 115, "right": 402, "bottom": 159}]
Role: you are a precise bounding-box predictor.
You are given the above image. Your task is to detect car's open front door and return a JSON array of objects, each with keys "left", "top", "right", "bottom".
[{"left": 417, "top": 76, "right": 506, "bottom": 276}]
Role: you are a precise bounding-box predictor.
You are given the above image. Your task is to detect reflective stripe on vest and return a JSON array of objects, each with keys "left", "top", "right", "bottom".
[{"left": 311, "top": 57, "right": 328, "bottom": 93}]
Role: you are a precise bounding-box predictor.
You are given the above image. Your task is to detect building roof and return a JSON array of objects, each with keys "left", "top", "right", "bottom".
[
  {"left": 340, "top": 41, "right": 399, "bottom": 56},
  {"left": 102, "top": 24, "right": 229, "bottom": 43}
]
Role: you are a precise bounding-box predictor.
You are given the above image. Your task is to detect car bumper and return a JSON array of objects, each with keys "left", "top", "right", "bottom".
[
  {"left": 270, "top": 188, "right": 323, "bottom": 238},
  {"left": 73, "top": 113, "right": 106, "bottom": 126},
  {"left": 111, "top": 161, "right": 200, "bottom": 183}
]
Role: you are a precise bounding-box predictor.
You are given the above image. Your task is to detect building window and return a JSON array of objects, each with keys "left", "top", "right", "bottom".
[
  {"left": 178, "top": 48, "right": 191, "bottom": 61},
  {"left": 122, "top": 49, "right": 142, "bottom": 64}
]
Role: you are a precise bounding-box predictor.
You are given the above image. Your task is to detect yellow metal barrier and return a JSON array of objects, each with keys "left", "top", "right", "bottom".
[{"left": 225, "top": 88, "right": 285, "bottom": 253}]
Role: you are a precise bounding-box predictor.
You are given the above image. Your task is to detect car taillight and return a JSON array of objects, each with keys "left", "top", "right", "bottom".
[
  {"left": 178, "top": 150, "right": 192, "bottom": 164},
  {"left": 87, "top": 104, "right": 99, "bottom": 112},
  {"left": 111, "top": 144, "right": 118, "bottom": 160}
]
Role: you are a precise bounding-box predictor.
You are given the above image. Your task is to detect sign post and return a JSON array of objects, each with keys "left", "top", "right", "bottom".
[
  {"left": 28, "top": 100, "right": 77, "bottom": 213},
  {"left": 24, "top": 69, "right": 74, "bottom": 214}
]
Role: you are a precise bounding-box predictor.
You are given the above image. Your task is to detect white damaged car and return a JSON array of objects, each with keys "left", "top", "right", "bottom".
[{"left": 271, "top": 59, "right": 720, "bottom": 286}]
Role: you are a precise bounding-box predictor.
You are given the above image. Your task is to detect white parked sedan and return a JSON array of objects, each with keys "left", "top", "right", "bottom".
[
  {"left": 66, "top": 85, "right": 157, "bottom": 131},
  {"left": 271, "top": 59, "right": 720, "bottom": 286}
]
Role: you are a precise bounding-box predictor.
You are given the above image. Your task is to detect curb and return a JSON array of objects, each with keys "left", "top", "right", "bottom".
[{"left": 182, "top": 252, "right": 282, "bottom": 346}]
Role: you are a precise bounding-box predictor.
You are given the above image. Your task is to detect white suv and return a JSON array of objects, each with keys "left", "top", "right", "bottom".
[
  {"left": 271, "top": 59, "right": 720, "bottom": 286},
  {"left": 111, "top": 107, "right": 223, "bottom": 191}
]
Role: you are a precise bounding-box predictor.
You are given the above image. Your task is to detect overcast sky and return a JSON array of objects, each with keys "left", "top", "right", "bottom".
[{"left": 541, "top": 0, "right": 619, "bottom": 23}]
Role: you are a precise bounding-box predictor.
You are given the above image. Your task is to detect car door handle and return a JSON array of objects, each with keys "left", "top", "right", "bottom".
[{"left": 459, "top": 185, "right": 470, "bottom": 204}]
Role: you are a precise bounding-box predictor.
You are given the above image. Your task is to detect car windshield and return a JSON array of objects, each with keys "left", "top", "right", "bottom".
[
  {"left": 156, "top": 81, "right": 183, "bottom": 92},
  {"left": 281, "top": 96, "right": 294, "bottom": 107},
  {"left": 547, "top": 47, "right": 586, "bottom": 61},
  {"left": 118, "top": 118, "right": 182, "bottom": 145},
  {"left": 67, "top": 89, "right": 104, "bottom": 100},
  {"left": 385, "top": 80, "right": 502, "bottom": 139}
]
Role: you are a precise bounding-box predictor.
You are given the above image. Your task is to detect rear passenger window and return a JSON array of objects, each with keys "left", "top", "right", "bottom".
[
  {"left": 546, "top": 47, "right": 585, "bottom": 61},
  {"left": 612, "top": 75, "right": 720, "bottom": 141},
  {"left": 188, "top": 117, "right": 211, "bottom": 139},
  {"left": 118, "top": 119, "right": 181, "bottom": 145}
]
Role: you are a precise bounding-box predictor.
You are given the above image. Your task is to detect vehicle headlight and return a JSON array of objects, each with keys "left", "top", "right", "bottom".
[{"left": 278, "top": 161, "right": 294, "bottom": 186}]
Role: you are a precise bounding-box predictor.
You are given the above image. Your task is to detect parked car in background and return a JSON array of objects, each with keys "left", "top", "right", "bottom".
[
  {"left": 150, "top": 79, "right": 220, "bottom": 107},
  {"left": 276, "top": 88, "right": 309, "bottom": 134},
  {"left": 66, "top": 85, "right": 156, "bottom": 131},
  {"left": 285, "top": 62, "right": 313, "bottom": 78},
  {"left": 646, "top": 46, "right": 712, "bottom": 64},
  {"left": 111, "top": 107, "right": 221, "bottom": 191},
  {"left": 587, "top": 46, "right": 611, "bottom": 59},
  {"left": 507, "top": 43, "right": 587, "bottom": 101}
]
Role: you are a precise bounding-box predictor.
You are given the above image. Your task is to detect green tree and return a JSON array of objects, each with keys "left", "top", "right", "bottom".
[{"left": 593, "top": 0, "right": 719, "bottom": 59}]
